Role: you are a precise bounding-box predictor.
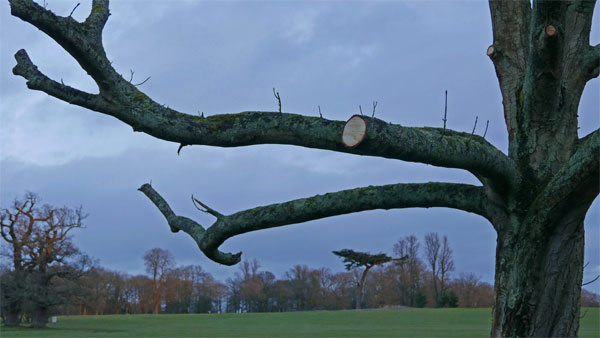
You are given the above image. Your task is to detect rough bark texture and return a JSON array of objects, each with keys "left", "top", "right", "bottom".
[
  {"left": 8, "top": 0, "right": 599, "bottom": 336},
  {"left": 487, "top": 1, "right": 599, "bottom": 336}
]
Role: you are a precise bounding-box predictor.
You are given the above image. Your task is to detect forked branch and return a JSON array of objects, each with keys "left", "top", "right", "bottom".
[
  {"left": 528, "top": 129, "right": 600, "bottom": 225},
  {"left": 10, "top": 0, "right": 518, "bottom": 190},
  {"left": 13, "top": 49, "right": 115, "bottom": 113},
  {"left": 139, "top": 182, "right": 491, "bottom": 265}
]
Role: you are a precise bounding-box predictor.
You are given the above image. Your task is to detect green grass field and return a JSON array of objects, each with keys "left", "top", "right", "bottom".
[{"left": 2, "top": 308, "right": 599, "bottom": 337}]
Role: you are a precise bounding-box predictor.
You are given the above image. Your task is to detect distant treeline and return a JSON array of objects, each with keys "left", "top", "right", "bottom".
[
  {"left": 4, "top": 194, "right": 598, "bottom": 328},
  {"left": 38, "top": 236, "right": 600, "bottom": 316}
]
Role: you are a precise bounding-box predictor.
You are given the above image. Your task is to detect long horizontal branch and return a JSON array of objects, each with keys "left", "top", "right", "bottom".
[
  {"left": 139, "top": 182, "right": 491, "bottom": 265},
  {"left": 10, "top": 0, "right": 518, "bottom": 191},
  {"left": 11, "top": 52, "right": 518, "bottom": 189}
]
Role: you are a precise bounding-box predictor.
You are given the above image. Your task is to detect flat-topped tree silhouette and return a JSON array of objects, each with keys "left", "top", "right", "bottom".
[
  {"left": 8, "top": 0, "right": 598, "bottom": 336},
  {"left": 333, "top": 249, "right": 407, "bottom": 310}
]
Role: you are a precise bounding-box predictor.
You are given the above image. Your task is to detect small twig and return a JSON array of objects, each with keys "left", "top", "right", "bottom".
[
  {"left": 69, "top": 2, "right": 80, "bottom": 17},
  {"left": 359, "top": 105, "right": 363, "bottom": 116},
  {"left": 129, "top": 69, "right": 135, "bottom": 83},
  {"left": 441, "top": 90, "right": 448, "bottom": 138},
  {"left": 191, "top": 195, "right": 224, "bottom": 219},
  {"left": 43, "top": 0, "right": 48, "bottom": 8},
  {"left": 318, "top": 105, "right": 323, "bottom": 119},
  {"left": 471, "top": 116, "right": 478, "bottom": 135},
  {"left": 582, "top": 274, "right": 600, "bottom": 286},
  {"left": 61, "top": 78, "right": 65, "bottom": 85},
  {"left": 580, "top": 308, "right": 589, "bottom": 320},
  {"left": 483, "top": 120, "right": 490, "bottom": 139},
  {"left": 198, "top": 111, "right": 204, "bottom": 118},
  {"left": 584, "top": 261, "right": 590, "bottom": 269},
  {"left": 372, "top": 101, "right": 378, "bottom": 118},
  {"left": 134, "top": 76, "right": 151, "bottom": 87},
  {"left": 467, "top": 116, "right": 478, "bottom": 145},
  {"left": 177, "top": 143, "right": 187, "bottom": 156},
  {"left": 273, "top": 88, "right": 281, "bottom": 113}
]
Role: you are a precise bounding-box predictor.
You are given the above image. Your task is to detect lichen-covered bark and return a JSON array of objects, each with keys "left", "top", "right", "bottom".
[
  {"left": 9, "top": 0, "right": 600, "bottom": 336},
  {"left": 9, "top": 0, "right": 517, "bottom": 190},
  {"left": 488, "top": 0, "right": 598, "bottom": 336},
  {"left": 492, "top": 205, "right": 589, "bottom": 337},
  {"left": 139, "top": 182, "right": 491, "bottom": 265}
]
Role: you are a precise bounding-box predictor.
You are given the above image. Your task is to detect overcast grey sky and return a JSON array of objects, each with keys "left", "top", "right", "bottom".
[{"left": 1, "top": 1, "right": 598, "bottom": 292}]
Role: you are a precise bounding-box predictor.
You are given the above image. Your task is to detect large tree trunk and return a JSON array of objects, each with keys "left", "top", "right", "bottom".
[
  {"left": 491, "top": 205, "right": 589, "bottom": 336},
  {"left": 2, "top": 310, "right": 22, "bottom": 327},
  {"left": 152, "top": 295, "right": 160, "bottom": 314},
  {"left": 31, "top": 306, "right": 48, "bottom": 328},
  {"left": 1, "top": 282, "right": 23, "bottom": 326},
  {"left": 487, "top": 1, "right": 598, "bottom": 335}
]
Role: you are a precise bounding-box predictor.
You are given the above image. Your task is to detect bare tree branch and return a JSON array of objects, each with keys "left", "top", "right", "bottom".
[
  {"left": 139, "top": 182, "right": 491, "bottom": 265},
  {"left": 10, "top": 0, "right": 117, "bottom": 87},
  {"left": 83, "top": 0, "right": 110, "bottom": 33},
  {"left": 584, "top": 44, "right": 599, "bottom": 81},
  {"left": 489, "top": 0, "right": 597, "bottom": 181},
  {"left": 527, "top": 129, "right": 599, "bottom": 226},
  {"left": 488, "top": 0, "right": 530, "bottom": 74},
  {"left": 488, "top": 0, "right": 530, "bottom": 139},
  {"left": 68, "top": 3, "right": 80, "bottom": 18},
  {"left": 192, "top": 196, "right": 224, "bottom": 219},
  {"left": 13, "top": 49, "right": 114, "bottom": 113},
  {"left": 582, "top": 274, "right": 600, "bottom": 286},
  {"left": 9, "top": 0, "right": 518, "bottom": 191}
]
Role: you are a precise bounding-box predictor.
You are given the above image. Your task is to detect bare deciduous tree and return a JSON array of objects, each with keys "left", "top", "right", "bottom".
[
  {"left": 393, "top": 235, "right": 424, "bottom": 307},
  {"left": 423, "top": 232, "right": 441, "bottom": 306},
  {"left": 8, "top": 0, "right": 599, "bottom": 335},
  {"left": 143, "top": 248, "right": 174, "bottom": 314},
  {"left": 439, "top": 235, "right": 455, "bottom": 300},
  {"left": 1, "top": 193, "right": 85, "bottom": 327}
]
